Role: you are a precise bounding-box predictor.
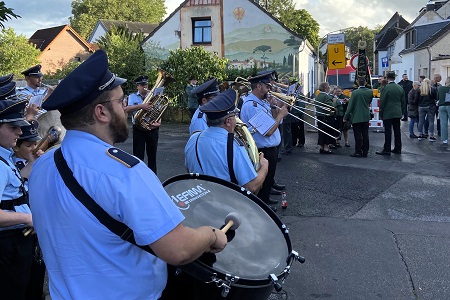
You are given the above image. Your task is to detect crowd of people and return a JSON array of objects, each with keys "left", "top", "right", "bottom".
[{"left": 1, "top": 49, "right": 449, "bottom": 299}]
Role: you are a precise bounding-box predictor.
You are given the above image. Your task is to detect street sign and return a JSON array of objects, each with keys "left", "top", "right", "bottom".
[
  {"left": 350, "top": 54, "right": 369, "bottom": 70},
  {"left": 381, "top": 57, "right": 389, "bottom": 68},
  {"left": 327, "top": 43, "right": 345, "bottom": 70},
  {"left": 327, "top": 33, "right": 345, "bottom": 44}
]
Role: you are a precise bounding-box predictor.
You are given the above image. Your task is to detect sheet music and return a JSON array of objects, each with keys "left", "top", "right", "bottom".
[
  {"left": 153, "top": 87, "right": 164, "bottom": 96},
  {"left": 28, "top": 95, "right": 44, "bottom": 107},
  {"left": 248, "top": 110, "right": 276, "bottom": 136},
  {"left": 287, "top": 83, "right": 297, "bottom": 96}
]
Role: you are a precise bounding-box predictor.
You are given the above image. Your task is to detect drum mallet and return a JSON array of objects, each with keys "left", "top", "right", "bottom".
[{"left": 221, "top": 212, "right": 241, "bottom": 233}]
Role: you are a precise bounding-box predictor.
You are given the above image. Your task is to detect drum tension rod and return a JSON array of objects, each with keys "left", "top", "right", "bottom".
[
  {"left": 210, "top": 273, "right": 238, "bottom": 298},
  {"left": 270, "top": 274, "right": 283, "bottom": 292}
]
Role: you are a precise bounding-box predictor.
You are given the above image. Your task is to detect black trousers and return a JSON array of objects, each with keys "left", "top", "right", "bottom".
[
  {"left": 0, "top": 229, "right": 33, "bottom": 300},
  {"left": 292, "top": 121, "right": 305, "bottom": 145},
  {"left": 317, "top": 116, "right": 337, "bottom": 146},
  {"left": 383, "top": 118, "right": 402, "bottom": 152},
  {"left": 352, "top": 122, "right": 369, "bottom": 155},
  {"left": 257, "top": 146, "right": 278, "bottom": 203},
  {"left": 133, "top": 125, "right": 159, "bottom": 174}
]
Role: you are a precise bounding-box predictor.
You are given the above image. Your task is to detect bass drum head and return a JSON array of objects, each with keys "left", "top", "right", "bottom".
[{"left": 163, "top": 173, "right": 290, "bottom": 282}]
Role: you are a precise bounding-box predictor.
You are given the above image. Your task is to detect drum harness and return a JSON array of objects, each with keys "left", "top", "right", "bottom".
[{"left": 194, "top": 132, "right": 239, "bottom": 185}]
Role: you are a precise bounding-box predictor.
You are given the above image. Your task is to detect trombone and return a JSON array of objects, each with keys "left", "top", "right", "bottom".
[{"left": 268, "top": 91, "right": 340, "bottom": 139}]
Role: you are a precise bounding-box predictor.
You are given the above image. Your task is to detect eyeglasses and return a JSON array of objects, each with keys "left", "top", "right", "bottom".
[{"left": 98, "top": 98, "right": 125, "bottom": 107}]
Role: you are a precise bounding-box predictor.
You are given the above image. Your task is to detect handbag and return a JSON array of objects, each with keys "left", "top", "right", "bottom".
[{"left": 445, "top": 90, "right": 450, "bottom": 103}]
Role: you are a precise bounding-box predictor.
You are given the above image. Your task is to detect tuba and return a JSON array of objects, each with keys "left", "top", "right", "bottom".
[
  {"left": 134, "top": 69, "right": 176, "bottom": 131},
  {"left": 235, "top": 117, "right": 260, "bottom": 171}
]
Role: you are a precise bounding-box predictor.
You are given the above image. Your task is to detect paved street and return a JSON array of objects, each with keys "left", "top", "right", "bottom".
[{"left": 122, "top": 120, "right": 450, "bottom": 300}]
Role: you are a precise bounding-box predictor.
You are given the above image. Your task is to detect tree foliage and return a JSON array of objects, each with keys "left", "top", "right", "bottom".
[
  {"left": 0, "top": 28, "right": 40, "bottom": 76},
  {"left": 280, "top": 9, "right": 320, "bottom": 50},
  {"left": 343, "top": 26, "right": 377, "bottom": 57},
  {"left": 256, "top": 0, "right": 320, "bottom": 52},
  {"left": 158, "top": 46, "right": 228, "bottom": 106},
  {"left": 70, "top": 0, "right": 166, "bottom": 39},
  {"left": 0, "top": 1, "right": 20, "bottom": 29},
  {"left": 97, "top": 25, "right": 146, "bottom": 93}
]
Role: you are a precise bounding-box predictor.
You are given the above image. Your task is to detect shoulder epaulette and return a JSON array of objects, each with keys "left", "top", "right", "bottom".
[
  {"left": 106, "top": 148, "right": 139, "bottom": 168},
  {"left": 198, "top": 112, "right": 204, "bottom": 118},
  {"left": 253, "top": 101, "right": 258, "bottom": 107}
]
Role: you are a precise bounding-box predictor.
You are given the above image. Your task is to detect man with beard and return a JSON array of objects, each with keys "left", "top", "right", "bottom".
[
  {"left": 397, "top": 73, "right": 413, "bottom": 121},
  {"left": 28, "top": 50, "right": 227, "bottom": 300}
]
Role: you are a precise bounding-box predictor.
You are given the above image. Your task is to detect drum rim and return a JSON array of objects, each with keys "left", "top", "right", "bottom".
[{"left": 163, "top": 173, "right": 294, "bottom": 286}]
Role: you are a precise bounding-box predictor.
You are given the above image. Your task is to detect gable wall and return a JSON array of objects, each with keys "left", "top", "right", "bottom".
[{"left": 39, "top": 30, "right": 92, "bottom": 74}]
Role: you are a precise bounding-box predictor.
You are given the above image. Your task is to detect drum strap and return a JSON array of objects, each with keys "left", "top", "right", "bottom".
[
  {"left": 53, "top": 148, "right": 156, "bottom": 256},
  {"left": 227, "top": 133, "right": 238, "bottom": 185},
  {"left": 194, "top": 133, "right": 204, "bottom": 172}
]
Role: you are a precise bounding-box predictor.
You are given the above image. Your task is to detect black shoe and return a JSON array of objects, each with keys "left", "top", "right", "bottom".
[
  {"left": 272, "top": 183, "right": 286, "bottom": 190},
  {"left": 296, "top": 143, "right": 304, "bottom": 147},
  {"left": 391, "top": 149, "right": 401, "bottom": 154},
  {"left": 401, "top": 118, "right": 408, "bottom": 121},
  {"left": 410, "top": 134, "right": 418, "bottom": 139},
  {"left": 269, "top": 205, "right": 278, "bottom": 212},
  {"left": 320, "top": 149, "right": 333, "bottom": 154},
  {"left": 376, "top": 150, "right": 391, "bottom": 156},
  {"left": 362, "top": 153, "right": 368, "bottom": 158},
  {"left": 268, "top": 198, "right": 279, "bottom": 204},
  {"left": 350, "top": 153, "right": 363, "bottom": 158},
  {"left": 345, "top": 143, "right": 351, "bottom": 147},
  {"left": 270, "top": 187, "right": 282, "bottom": 195}
]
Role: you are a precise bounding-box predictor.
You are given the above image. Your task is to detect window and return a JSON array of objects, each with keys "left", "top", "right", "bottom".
[
  {"left": 405, "top": 30, "right": 416, "bottom": 49},
  {"left": 193, "top": 18, "right": 212, "bottom": 44}
]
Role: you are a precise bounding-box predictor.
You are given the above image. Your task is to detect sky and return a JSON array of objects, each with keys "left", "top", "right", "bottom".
[{"left": 5, "top": 0, "right": 428, "bottom": 38}]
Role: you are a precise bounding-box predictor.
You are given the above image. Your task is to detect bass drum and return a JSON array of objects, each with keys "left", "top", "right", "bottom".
[{"left": 161, "top": 173, "right": 297, "bottom": 300}]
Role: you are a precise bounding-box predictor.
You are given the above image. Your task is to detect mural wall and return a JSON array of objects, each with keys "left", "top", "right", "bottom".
[{"left": 142, "top": 0, "right": 301, "bottom": 73}]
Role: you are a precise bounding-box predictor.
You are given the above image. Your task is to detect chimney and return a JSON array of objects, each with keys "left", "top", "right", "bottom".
[{"left": 426, "top": 1, "right": 436, "bottom": 11}]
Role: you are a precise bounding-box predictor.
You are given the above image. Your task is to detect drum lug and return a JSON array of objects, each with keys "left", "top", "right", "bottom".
[
  {"left": 210, "top": 273, "right": 238, "bottom": 298},
  {"left": 281, "top": 224, "right": 289, "bottom": 234},
  {"left": 270, "top": 273, "right": 283, "bottom": 292},
  {"left": 290, "top": 250, "right": 306, "bottom": 264}
]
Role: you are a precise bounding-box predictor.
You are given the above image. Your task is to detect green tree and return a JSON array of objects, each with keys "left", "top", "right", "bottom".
[
  {"left": 97, "top": 25, "right": 146, "bottom": 91},
  {"left": 0, "top": 28, "right": 40, "bottom": 75},
  {"left": 343, "top": 26, "right": 377, "bottom": 57},
  {"left": 253, "top": 45, "right": 272, "bottom": 67},
  {"left": 158, "top": 46, "right": 228, "bottom": 107},
  {"left": 70, "top": 0, "right": 166, "bottom": 39},
  {"left": 280, "top": 9, "right": 319, "bottom": 50},
  {"left": 0, "top": 1, "right": 20, "bottom": 29},
  {"left": 256, "top": 0, "right": 295, "bottom": 19}
]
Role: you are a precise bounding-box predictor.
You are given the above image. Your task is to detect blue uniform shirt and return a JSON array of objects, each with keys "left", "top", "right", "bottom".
[
  {"left": 185, "top": 127, "right": 257, "bottom": 186},
  {"left": 16, "top": 85, "right": 48, "bottom": 115},
  {"left": 240, "top": 93, "right": 281, "bottom": 148},
  {"left": 189, "top": 107, "right": 207, "bottom": 134},
  {"left": 0, "top": 147, "right": 31, "bottom": 231},
  {"left": 29, "top": 130, "right": 184, "bottom": 300},
  {"left": 127, "top": 92, "right": 145, "bottom": 124}
]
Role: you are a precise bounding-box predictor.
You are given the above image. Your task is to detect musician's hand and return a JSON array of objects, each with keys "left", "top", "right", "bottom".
[
  {"left": 142, "top": 103, "right": 152, "bottom": 111},
  {"left": 209, "top": 228, "right": 227, "bottom": 254},
  {"left": 259, "top": 153, "right": 269, "bottom": 170},
  {"left": 279, "top": 106, "right": 289, "bottom": 118},
  {"left": 25, "top": 103, "right": 39, "bottom": 120},
  {"left": 149, "top": 120, "right": 161, "bottom": 130}
]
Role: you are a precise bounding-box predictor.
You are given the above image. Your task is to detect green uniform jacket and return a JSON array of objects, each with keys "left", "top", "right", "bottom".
[
  {"left": 316, "top": 92, "right": 336, "bottom": 116},
  {"left": 380, "top": 81, "right": 405, "bottom": 120},
  {"left": 344, "top": 87, "right": 372, "bottom": 123},
  {"left": 437, "top": 86, "right": 450, "bottom": 107}
]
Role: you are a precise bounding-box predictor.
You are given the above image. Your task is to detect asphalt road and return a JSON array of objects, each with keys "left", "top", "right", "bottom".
[{"left": 123, "top": 120, "right": 450, "bottom": 300}]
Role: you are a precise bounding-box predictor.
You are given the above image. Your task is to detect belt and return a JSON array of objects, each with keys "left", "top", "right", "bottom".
[{"left": 0, "top": 227, "right": 27, "bottom": 238}]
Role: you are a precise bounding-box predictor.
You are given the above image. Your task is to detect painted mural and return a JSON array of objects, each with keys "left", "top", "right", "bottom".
[{"left": 142, "top": 0, "right": 301, "bottom": 73}]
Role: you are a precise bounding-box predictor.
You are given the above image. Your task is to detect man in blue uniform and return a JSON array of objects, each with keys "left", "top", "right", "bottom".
[
  {"left": 0, "top": 90, "right": 35, "bottom": 300},
  {"left": 126, "top": 75, "right": 161, "bottom": 173},
  {"left": 16, "top": 65, "right": 54, "bottom": 112},
  {"left": 185, "top": 89, "right": 268, "bottom": 193},
  {"left": 28, "top": 50, "right": 227, "bottom": 300},
  {"left": 189, "top": 78, "right": 220, "bottom": 135},
  {"left": 239, "top": 72, "right": 288, "bottom": 207}
]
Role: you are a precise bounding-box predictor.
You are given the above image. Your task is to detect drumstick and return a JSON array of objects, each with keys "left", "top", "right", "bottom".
[
  {"left": 221, "top": 212, "right": 241, "bottom": 233},
  {"left": 23, "top": 227, "right": 33, "bottom": 236}
]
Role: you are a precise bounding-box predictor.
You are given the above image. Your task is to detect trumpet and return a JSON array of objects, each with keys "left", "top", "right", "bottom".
[{"left": 268, "top": 91, "right": 340, "bottom": 139}]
